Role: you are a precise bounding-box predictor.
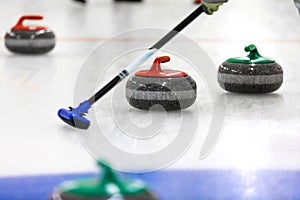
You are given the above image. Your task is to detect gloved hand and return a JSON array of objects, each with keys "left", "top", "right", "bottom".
[{"left": 202, "top": 0, "right": 228, "bottom": 15}]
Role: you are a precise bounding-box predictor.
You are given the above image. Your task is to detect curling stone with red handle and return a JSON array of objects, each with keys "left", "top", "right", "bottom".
[
  {"left": 126, "top": 56, "right": 197, "bottom": 111},
  {"left": 5, "top": 15, "right": 55, "bottom": 54}
]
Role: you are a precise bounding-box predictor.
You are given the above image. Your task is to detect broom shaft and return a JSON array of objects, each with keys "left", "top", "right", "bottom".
[
  {"left": 88, "top": 5, "right": 204, "bottom": 105},
  {"left": 150, "top": 5, "right": 204, "bottom": 49}
]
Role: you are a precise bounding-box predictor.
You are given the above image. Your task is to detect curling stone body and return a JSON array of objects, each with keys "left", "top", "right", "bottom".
[
  {"left": 218, "top": 44, "right": 283, "bottom": 93},
  {"left": 50, "top": 161, "right": 158, "bottom": 200},
  {"left": 126, "top": 56, "right": 197, "bottom": 111},
  {"left": 5, "top": 15, "right": 55, "bottom": 54}
]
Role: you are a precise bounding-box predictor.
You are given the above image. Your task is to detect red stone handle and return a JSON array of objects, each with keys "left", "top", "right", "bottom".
[
  {"left": 12, "top": 15, "right": 45, "bottom": 30},
  {"left": 155, "top": 56, "right": 171, "bottom": 64},
  {"left": 149, "top": 56, "right": 171, "bottom": 74},
  {"left": 135, "top": 56, "right": 187, "bottom": 77}
]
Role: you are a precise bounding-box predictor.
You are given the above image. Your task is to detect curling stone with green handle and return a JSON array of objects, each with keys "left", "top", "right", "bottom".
[
  {"left": 218, "top": 44, "right": 283, "bottom": 93},
  {"left": 50, "top": 161, "right": 158, "bottom": 200}
]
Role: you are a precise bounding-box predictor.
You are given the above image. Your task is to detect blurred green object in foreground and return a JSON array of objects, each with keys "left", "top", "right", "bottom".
[{"left": 50, "top": 160, "right": 158, "bottom": 200}]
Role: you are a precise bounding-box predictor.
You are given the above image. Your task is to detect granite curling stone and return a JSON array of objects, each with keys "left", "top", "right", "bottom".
[
  {"left": 126, "top": 56, "right": 197, "bottom": 111},
  {"left": 218, "top": 44, "right": 283, "bottom": 93},
  {"left": 50, "top": 160, "right": 158, "bottom": 200},
  {"left": 5, "top": 15, "right": 55, "bottom": 54}
]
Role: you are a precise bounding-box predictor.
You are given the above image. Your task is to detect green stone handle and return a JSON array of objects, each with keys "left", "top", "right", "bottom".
[
  {"left": 56, "top": 160, "right": 149, "bottom": 197},
  {"left": 244, "top": 44, "right": 262, "bottom": 60},
  {"left": 227, "top": 44, "right": 275, "bottom": 64}
]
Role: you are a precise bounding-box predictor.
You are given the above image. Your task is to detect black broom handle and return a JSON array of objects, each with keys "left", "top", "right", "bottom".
[
  {"left": 150, "top": 5, "right": 204, "bottom": 49},
  {"left": 88, "top": 5, "right": 205, "bottom": 105}
]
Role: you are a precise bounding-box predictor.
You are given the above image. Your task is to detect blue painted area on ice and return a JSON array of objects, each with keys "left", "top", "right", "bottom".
[{"left": 0, "top": 170, "right": 300, "bottom": 200}]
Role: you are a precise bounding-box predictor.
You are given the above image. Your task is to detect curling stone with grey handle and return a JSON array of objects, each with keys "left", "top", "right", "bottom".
[
  {"left": 126, "top": 56, "right": 197, "bottom": 111},
  {"left": 218, "top": 44, "right": 283, "bottom": 93},
  {"left": 5, "top": 15, "right": 55, "bottom": 54}
]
